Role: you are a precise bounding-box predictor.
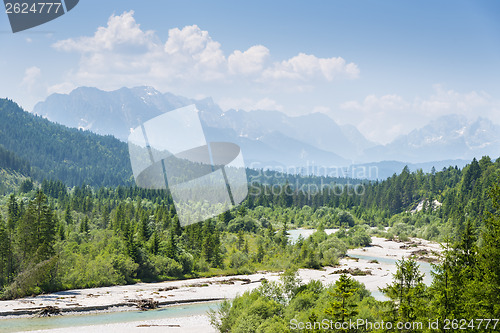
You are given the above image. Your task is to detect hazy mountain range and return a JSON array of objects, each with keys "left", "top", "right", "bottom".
[{"left": 33, "top": 86, "right": 500, "bottom": 177}]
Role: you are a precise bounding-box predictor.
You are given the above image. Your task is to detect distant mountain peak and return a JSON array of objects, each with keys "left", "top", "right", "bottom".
[
  {"left": 33, "top": 86, "right": 374, "bottom": 168},
  {"left": 33, "top": 87, "right": 500, "bottom": 168},
  {"left": 364, "top": 113, "right": 500, "bottom": 163}
]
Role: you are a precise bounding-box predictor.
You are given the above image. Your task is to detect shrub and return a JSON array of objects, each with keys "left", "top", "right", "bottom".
[
  {"left": 150, "top": 255, "right": 183, "bottom": 277},
  {"left": 229, "top": 251, "right": 249, "bottom": 269}
]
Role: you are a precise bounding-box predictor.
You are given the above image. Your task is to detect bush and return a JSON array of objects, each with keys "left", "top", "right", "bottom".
[
  {"left": 112, "top": 254, "right": 138, "bottom": 282},
  {"left": 346, "top": 227, "right": 371, "bottom": 247},
  {"left": 150, "top": 255, "right": 183, "bottom": 277},
  {"left": 338, "top": 211, "right": 355, "bottom": 227},
  {"left": 228, "top": 216, "right": 259, "bottom": 233},
  {"left": 256, "top": 316, "right": 290, "bottom": 333},
  {"left": 62, "top": 253, "right": 129, "bottom": 288},
  {"left": 195, "top": 258, "right": 210, "bottom": 272},
  {"left": 178, "top": 252, "right": 194, "bottom": 274},
  {"left": 229, "top": 251, "right": 249, "bottom": 269},
  {"left": 3, "top": 256, "right": 59, "bottom": 299},
  {"left": 319, "top": 237, "right": 347, "bottom": 262}
]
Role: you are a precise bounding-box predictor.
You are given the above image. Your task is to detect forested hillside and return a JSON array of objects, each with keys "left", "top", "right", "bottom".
[
  {"left": 0, "top": 145, "right": 30, "bottom": 175},
  {"left": 0, "top": 99, "right": 133, "bottom": 187}
]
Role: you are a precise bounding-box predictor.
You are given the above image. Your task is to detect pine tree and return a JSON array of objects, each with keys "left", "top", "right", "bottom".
[
  {"left": 237, "top": 230, "right": 244, "bottom": 250},
  {"left": 101, "top": 204, "right": 110, "bottom": 228},
  {"left": 220, "top": 210, "right": 232, "bottom": 224},
  {"left": 324, "top": 274, "right": 358, "bottom": 325},
  {"left": 256, "top": 241, "right": 265, "bottom": 263},
  {"left": 202, "top": 220, "right": 214, "bottom": 263},
  {"left": 172, "top": 215, "right": 182, "bottom": 236},
  {"left": 476, "top": 182, "right": 500, "bottom": 317},
  {"left": 381, "top": 258, "right": 426, "bottom": 331},
  {"left": 58, "top": 220, "right": 66, "bottom": 241},
  {"left": 166, "top": 231, "right": 177, "bottom": 259},
  {"left": 138, "top": 213, "right": 150, "bottom": 242},
  {"left": 123, "top": 221, "right": 138, "bottom": 261},
  {"left": 80, "top": 216, "right": 89, "bottom": 234},
  {"left": 0, "top": 216, "right": 13, "bottom": 287},
  {"left": 150, "top": 230, "right": 160, "bottom": 255},
  {"left": 114, "top": 203, "right": 125, "bottom": 232},
  {"left": 212, "top": 228, "right": 222, "bottom": 268},
  {"left": 64, "top": 205, "right": 73, "bottom": 225},
  {"left": 7, "top": 194, "right": 19, "bottom": 230},
  {"left": 17, "top": 190, "right": 56, "bottom": 263}
]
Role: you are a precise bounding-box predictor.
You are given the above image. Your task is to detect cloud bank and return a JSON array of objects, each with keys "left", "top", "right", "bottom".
[{"left": 52, "top": 11, "right": 359, "bottom": 97}]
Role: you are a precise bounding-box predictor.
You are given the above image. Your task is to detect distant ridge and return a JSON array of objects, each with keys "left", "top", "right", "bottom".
[{"left": 34, "top": 86, "right": 500, "bottom": 169}]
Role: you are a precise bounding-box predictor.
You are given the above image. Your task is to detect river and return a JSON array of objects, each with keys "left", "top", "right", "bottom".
[{"left": 0, "top": 301, "right": 220, "bottom": 332}]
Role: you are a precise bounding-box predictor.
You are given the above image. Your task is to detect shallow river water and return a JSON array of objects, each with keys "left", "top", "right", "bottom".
[{"left": 0, "top": 301, "right": 220, "bottom": 332}]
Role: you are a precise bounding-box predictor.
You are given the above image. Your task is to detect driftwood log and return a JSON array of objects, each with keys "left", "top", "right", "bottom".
[
  {"left": 129, "top": 298, "right": 159, "bottom": 310},
  {"left": 37, "top": 306, "right": 61, "bottom": 317}
]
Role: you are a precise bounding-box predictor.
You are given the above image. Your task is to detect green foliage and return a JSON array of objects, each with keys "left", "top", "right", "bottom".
[
  {"left": 381, "top": 258, "right": 427, "bottom": 331},
  {"left": 2, "top": 256, "right": 59, "bottom": 299},
  {"left": 0, "top": 99, "right": 133, "bottom": 187},
  {"left": 0, "top": 145, "right": 30, "bottom": 175},
  {"left": 0, "top": 216, "right": 13, "bottom": 287},
  {"left": 17, "top": 191, "right": 56, "bottom": 263},
  {"left": 211, "top": 271, "right": 376, "bottom": 333},
  {"left": 324, "top": 274, "right": 359, "bottom": 325},
  {"left": 0, "top": 169, "right": 29, "bottom": 195},
  {"left": 0, "top": 153, "right": 498, "bottom": 333}
]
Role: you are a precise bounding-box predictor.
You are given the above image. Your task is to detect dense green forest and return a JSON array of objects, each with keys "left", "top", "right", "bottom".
[
  {"left": 0, "top": 99, "right": 133, "bottom": 187},
  {"left": 0, "top": 154, "right": 498, "bottom": 332}
]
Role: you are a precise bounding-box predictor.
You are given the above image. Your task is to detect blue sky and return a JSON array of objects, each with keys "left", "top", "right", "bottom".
[{"left": 1, "top": 0, "right": 499, "bottom": 143}]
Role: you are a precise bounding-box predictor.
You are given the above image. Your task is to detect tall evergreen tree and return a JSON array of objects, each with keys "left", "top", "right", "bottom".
[
  {"left": 101, "top": 204, "right": 110, "bottom": 228},
  {"left": 165, "top": 231, "right": 177, "bottom": 259},
  {"left": 7, "top": 194, "right": 19, "bottom": 230},
  {"left": 382, "top": 258, "right": 426, "bottom": 331},
  {"left": 0, "top": 216, "right": 13, "bottom": 287},
  {"left": 149, "top": 230, "right": 160, "bottom": 255},
  {"left": 212, "top": 228, "right": 222, "bottom": 267},
  {"left": 324, "top": 274, "right": 358, "bottom": 325},
  {"left": 476, "top": 182, "right": 500, "bottom": 317},
  {"left": 17, "top": 191, "right": 56, "bottom": 263},
  {"left": 64, "top": 205, "right": 73, "bottom": 225}
]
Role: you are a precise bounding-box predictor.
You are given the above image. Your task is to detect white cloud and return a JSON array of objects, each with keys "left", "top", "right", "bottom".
[
  {"left": 163, "top": 25, "right": 226, "bottom": 80},
  {"left": 253, "top": 98, "right": 283, "bottom": 111},
  {"left": 20, "top": 66, "right": 41, "bottom": 91},
  {"left": 53, "top": 11, "right": 156, "bottom": 53},
  {"left": 339, "top": 86, "right": 498, "bottom": 144},
  {"left": 228, "top": 45, "right": 270, "bottom": 75},
  {"left": 415, "top": 84, "right": 491, "bottom": 115},
  {"left": 52, "top": 11, "right": 359, "bottom": 93},
  {"left": 263, "top": 53, "right": 359, "bottom": 81}
]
